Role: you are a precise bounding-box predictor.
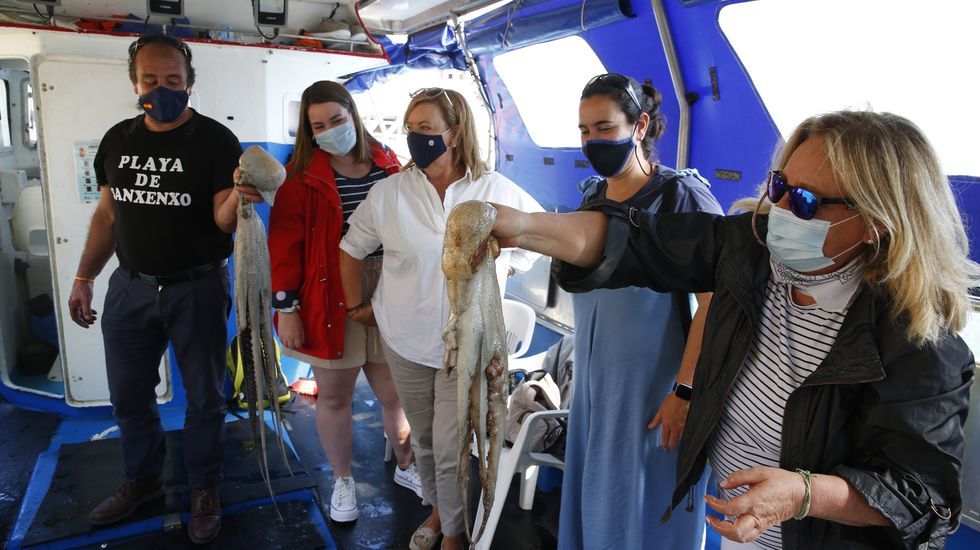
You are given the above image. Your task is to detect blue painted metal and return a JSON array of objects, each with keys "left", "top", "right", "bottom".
[
  {"left": 950, "top": 176, "right": 980, "bottom": 267},
  {"left": 7, "top": 445, "right": 60, "bottom": 549},
  {"left": 948, "top": 524, "right": 980, "bottom": 549},
  {"left": 524, "top": 322, "right": 564, "bottom": 357},
  {"left": 483, "top": 0, "right": 778, "bottom": 215},
  {"left": 0, "top": 380, "right": 110, "bottom": 417},
  {"left": 175, "top": 487, "right": 318, "bottom": 522},
  {"left": 305, "top": 498, "right": 338, "bottom": 550}
]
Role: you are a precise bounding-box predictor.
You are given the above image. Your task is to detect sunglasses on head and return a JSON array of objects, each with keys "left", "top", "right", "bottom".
[
  {"left": 411, "top": 87, "right": 453, "bottom": 105},
  {"left": 585, "top": 73, "right": 642, "bottom": 112},
  {"left": 767, "top": 170, "right": 856, "bottom": 220},
  {"left": 129, "top": 33, "right": 192, "bottom": 61}
]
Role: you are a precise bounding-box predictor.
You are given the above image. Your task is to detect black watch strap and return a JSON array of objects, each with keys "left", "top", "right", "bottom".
[{"left": 672, "top": 383, "right": 693, "bottom": 401}]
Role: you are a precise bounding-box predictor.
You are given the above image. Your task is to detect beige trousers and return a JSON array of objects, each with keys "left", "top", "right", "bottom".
[{"left": 382, "top": 342, "right": 464, "bottom": 536}]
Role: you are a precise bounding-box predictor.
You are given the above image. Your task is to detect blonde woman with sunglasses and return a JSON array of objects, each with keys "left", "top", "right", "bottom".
[
  {"left": 339, "top": 87, "right": 543, "bottom": 550},
  {"left": 489, "top": 110, "right": 978, "bottom": 550}
]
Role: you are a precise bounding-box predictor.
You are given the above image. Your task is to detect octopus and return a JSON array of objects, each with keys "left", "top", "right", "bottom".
[
  {"left": 233, "top": 145, "right": 292, "bottom": 511},
  {"left": 441, "top": 200, "right": 509, "bottom": 543}
]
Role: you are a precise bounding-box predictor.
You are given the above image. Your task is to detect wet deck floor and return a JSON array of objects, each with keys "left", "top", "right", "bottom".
[
  {"left": 4, "top": 375, "right": 979, "bottom": 549},
  {"left": 0, "top": 372, "right": 560, "bottom": 549}
]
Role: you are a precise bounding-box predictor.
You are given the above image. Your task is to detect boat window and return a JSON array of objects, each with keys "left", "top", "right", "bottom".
[
  {"left": 23, "top": 80, "right": 36, "bottom": 149},
  {"left": 719, "top": 0, "right": 980, "bottom": 176},
  {"left": 0, "top": 79, "right": 11, "bottom": 149},
  {"left": 284, "top": 98, "right": 301, "bottom": 139},
  {"left": 350, "top": 69, "right": 494, "bottom": 166},
  {"left": 492, "top": 36, "right": 606, "bottom": 148}
]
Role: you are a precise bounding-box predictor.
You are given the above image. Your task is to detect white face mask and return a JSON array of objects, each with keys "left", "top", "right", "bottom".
[
  {"left": 313, "top": 120, "right": 357, "bottom": 156},
  {"left": 766, "top": 205, "right": 864, "bottom": 273}
]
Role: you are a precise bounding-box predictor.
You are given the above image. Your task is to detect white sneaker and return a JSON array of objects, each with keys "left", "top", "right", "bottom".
[
  {"left": 393, "top": 462, "right": 424, "bottom": 500},
  {"left": 330, "top": 476, "right": 358, "bottom": 522}
]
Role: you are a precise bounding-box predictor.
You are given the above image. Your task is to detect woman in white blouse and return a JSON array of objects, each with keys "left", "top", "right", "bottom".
[{"left": 339, "top": 87, "right": 542, "bottom": 550}]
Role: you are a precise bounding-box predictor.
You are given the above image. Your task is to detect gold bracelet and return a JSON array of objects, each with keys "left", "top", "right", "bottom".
[{"left": 75, "top": 275, "right": 95, "bottom": 284}]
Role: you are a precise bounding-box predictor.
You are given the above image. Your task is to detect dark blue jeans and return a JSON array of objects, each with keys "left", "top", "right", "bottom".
[{"left": 101, "top": 266, "right": 230, "bottom": 488}]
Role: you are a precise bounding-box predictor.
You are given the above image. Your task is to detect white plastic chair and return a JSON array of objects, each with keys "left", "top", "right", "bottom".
[
  {"left": 386, "top": 303, "right": 540, "bottom": 464},
  {"left": 470, "top": 409, "right": 568, "bottom": 549},
  {"left": 502, "top": 299, "right": 535, "bottom": 359}
]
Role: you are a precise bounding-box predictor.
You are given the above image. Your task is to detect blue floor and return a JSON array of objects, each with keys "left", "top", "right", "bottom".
[{"left": 948, "top": 523, "right": 980, "bottom": 549}]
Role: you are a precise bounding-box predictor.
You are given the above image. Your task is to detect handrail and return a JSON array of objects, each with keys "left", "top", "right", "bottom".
[{"left": 650, "top": 0, "right": 689, "bottom": 169}]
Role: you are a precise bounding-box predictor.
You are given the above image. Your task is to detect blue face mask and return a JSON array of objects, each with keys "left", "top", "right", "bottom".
[
  {"left": 314, "top": 121, "right": 357, "bottom": 156},
  {"left": 407, "top": 129, "right": 451, "bottom": 169},
  {"left": 582, "top": 136, "right": 635, "bottom": 178},
  {"left": 139, "top": 86, "right": 189, "bottom": 123},
  {"left": 766, "top": 205, "right": 863, "bottom": 273}
]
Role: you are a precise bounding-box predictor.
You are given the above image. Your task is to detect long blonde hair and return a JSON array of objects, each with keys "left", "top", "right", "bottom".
[
  {"left": 733, "top": 110, "right": 980, "bottom": 346},
  {"left": 402, "top": 88, "right": 488, "bottom": 180}
]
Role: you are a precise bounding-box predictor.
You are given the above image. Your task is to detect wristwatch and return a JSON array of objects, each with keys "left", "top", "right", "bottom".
[{"left": 672, "top": 382, "right": 693, "bottom": 401}]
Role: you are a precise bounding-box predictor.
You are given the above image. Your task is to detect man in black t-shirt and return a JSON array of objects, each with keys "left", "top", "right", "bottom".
[{"left": 66, "top": 35, "right": 262, "bottom": 544}]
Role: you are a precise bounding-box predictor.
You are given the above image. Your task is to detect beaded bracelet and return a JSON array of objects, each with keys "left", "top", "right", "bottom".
[{"left": 794, "top": 469, "right": 815, "bottom": 520}]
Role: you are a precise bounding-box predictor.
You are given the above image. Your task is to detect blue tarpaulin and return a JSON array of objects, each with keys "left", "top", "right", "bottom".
[{"left": 345, "top": 0, "right": 633, "bottom": 93}]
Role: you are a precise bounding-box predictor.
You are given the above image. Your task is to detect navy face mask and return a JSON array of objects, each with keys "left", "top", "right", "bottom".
[
  {"left": 139, "top": 86, "right": 189, "bottom": 123},
  {"left": 407, "top": 129, "right": 451, "bottom": 169},
  {"left": 582, "top": 136, "right": 635, "bottom": 178}
]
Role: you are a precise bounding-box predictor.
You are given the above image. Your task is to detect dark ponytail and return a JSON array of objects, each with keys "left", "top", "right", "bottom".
[
  {"left": 640, "top": 79, "right": 667, "bottom": 148},
  {"left": 582, "top": 73, "right": 667, "bottom": 161}
]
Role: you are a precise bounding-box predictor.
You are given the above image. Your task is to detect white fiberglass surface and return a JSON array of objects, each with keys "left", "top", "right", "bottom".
[{"left": 720, "top": 0, "right": 980, "bottom": 177}]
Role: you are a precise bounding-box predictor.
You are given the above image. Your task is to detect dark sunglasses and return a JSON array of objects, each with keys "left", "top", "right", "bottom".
[
  {"left": 767, "top": 170, "right": 856, "bottom": 220},
  {"left": 585, "top": 73, "right": 641, "bottom": 111}
]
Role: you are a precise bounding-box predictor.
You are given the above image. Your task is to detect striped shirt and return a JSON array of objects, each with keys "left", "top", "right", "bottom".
[
  {"left": 707, "top": 276, "right": 857, "bottom": 550},
  {"left": 334, "top": 164, "right": 388, "bottom": 257}
]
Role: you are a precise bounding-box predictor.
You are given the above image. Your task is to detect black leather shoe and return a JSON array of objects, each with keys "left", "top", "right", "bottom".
[
  {"left": 89, "top": 480, "right": 164, "bottom": 525},
  {"left": 188, "top": 485, "right": 222, "bottom": 544}
]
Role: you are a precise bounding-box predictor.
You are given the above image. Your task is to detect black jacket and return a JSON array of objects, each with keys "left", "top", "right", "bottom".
[{"left": 555, "top": 206, "right": 974, "bottom": 549}]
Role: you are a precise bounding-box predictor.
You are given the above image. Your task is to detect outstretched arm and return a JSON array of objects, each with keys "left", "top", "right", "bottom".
[{"left": 490, "top": 203, "right": 607, "bottom": 268}]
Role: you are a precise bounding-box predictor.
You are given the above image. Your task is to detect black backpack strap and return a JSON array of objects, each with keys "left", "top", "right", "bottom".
[
  {"left": 555, "top": 198, "right": 633, "bottom": 293},
  {"left": 653, "top": 173, "right": 693, "bottom": 342}
]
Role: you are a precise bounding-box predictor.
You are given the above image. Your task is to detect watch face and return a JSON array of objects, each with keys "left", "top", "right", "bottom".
[{"left": 674, "top": 383, "right": 693, "bottom": 401}]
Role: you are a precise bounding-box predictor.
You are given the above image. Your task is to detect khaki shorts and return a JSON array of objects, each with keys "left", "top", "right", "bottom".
[{"left": 283, "top": 256, "right": 385, "bottom": 369}]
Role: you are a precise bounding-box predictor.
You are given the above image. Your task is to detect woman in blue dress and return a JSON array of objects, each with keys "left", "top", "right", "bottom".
[{"left": 558, "top": 73, "right": 722, "bottom": 550}]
